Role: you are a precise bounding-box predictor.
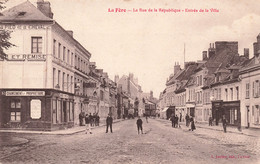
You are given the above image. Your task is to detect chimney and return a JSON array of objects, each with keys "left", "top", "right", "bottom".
[
  {"left": 114, "top": 75, "right": 119, "bottom": 83},
  {"left": 202, "top": 51, "right": 208, "bottom": 60},
  {"left": 208, "top": 43, "right": 216, "bottom": 58},
  {"left": 67, "top": 31, "right": 73, "bottom": 37},
  {"left": 129, "top": 73, "right": 134, "bottom": 82},
  {"left": 174, "top": 62, "right": 181, "bottom": 75},
  {"left": 244, "top": 48, "right": 249, "bottom": 59},
  {"left": 37, "top": 0, "right": 54, "bottom": 19},
  {"left": 150, "top": 91, "right": 153, "bottom": 99}
]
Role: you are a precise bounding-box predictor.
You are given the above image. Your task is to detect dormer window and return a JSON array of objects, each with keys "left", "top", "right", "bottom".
[{"left": 18, "top": 12, "right": 26, "bottom": 16}]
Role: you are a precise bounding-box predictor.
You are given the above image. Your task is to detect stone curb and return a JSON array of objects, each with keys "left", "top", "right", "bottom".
[{"left": 0, "top": 119, "right": 125, "bottom": 135}]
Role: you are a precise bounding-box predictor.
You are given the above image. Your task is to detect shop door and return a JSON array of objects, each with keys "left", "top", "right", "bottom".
[{"left": 63, "top": 101, "right": 67, "bottom": 122}]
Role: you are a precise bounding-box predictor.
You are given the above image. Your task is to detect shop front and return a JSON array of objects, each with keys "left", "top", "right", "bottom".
[
  {"left": 0, "top": 89, "right": 74, "bottom": 131},
  {"left": 212, "top": 100, "right": 241, "bottom": 127},
  {"left": 223, "top": 101, "right": 241, "bottom": 127}
]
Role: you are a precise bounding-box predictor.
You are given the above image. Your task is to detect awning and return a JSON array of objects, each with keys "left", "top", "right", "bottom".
[{"left": 161, "top": 107, "right": 169, "bottom": 112}]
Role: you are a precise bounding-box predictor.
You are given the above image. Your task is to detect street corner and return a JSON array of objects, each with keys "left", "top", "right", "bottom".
[{"left": 0, "top": 134, "right": 29, "bottom": 147}]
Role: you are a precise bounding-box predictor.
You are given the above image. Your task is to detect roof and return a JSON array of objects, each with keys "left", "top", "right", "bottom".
[{"left": 0, "top": 1, "right": 53, "bottom": 22}]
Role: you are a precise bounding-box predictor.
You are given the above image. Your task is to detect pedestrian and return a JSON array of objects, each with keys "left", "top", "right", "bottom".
[
  {"left": 209, "top": 116, "right": 213, "bottom": 126},
  {"left": 171, "top": 115, "right": 175, "bottom": 128},
  {"left": 106, "top": 114, "right": 113, "bottom": 133},
  {"left": 175, "top": 115, "right": 179, "bottom": 128},
  {"left": 179, "top": 113, "right": 182, "bottom": 122},
  {"left": 89, "top": 113, "right": 94, "bottom": 127},
  {"left": 93, "top": 113, "right": 96, "bottom": 127},
  {"left": 190, "top": 117, "right": 196, "bottom": 131},
  {"left": 85, "top": 114, "right": 92, "bottom": 134},
  {"left": 136, "top": 116, "right": 143, "bottom": 134},
  {"left": 96, "top": 114, "right": 100, "bottom": 126},
  {"left": 79, "top": 111, "right": 84, "bottom": 126},
  {"left": 222, "top": 115, "right": 227, "bottom": 133},
  {"left": 145, "top": 114, "right": 148, "bottom": 123},
  {"left": 185, "top": 114, "right": 190, "bottom": 127}
]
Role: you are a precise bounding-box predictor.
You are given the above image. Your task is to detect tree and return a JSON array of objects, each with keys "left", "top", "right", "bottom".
[{"left": 0, "top": 0, "right": 14, "bottom": 60}]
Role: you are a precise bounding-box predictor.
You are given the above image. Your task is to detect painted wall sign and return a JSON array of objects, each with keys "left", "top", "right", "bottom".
[
  {"left": 30, "top": 99, "right": 42, "bottom": 119},
  {"left": 3, "top": 91, "right": 45, "bottom": 96},
  {"left": 0, "top": 24, "right": 46, "bottom": 30},
  {"left": 6, "top": 54, "right": 46, "bottom": 60}
]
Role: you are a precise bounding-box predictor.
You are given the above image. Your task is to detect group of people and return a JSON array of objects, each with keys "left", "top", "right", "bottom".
[
  {"left": 184, "top": 114, "right": 196, "bottom": 131},
  {"left": 170, "top": 114, "right": 180, "bottom": 128},
  {"left": 79, "top": 112, "right": 100, "bottom": 127}
]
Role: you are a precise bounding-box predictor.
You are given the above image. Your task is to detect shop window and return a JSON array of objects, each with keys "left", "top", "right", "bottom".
[
  {"left": 31, "top": 37, "right": 42, "bottom": 53},
  {"left": 11, "top": 112, "right": 21, "bottom": 122},
  {"left": 11, "top": 99, "right": 21, "bottom": 108}
]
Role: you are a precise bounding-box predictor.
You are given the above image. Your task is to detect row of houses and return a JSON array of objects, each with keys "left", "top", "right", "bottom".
[
  {"left": 158, "top": 36, "right": 260, "bottom": 129},
  {"left": 0, "top": 0, "right": 155, "bottom": 131}
]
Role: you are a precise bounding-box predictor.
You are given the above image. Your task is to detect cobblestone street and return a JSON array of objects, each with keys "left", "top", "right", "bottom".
[{"left": 0, "top": 118, "right": 259, "bottom": 164}]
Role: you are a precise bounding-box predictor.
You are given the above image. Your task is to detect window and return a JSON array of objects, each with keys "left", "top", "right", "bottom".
[
  {"left": 58, "top": 43, "right": 61, "bottom": 58},
  {"left": 63, "top": 46, "right": 66, "bottom": 61},
  {"left": 67, "top": 50, "right": 70, "bottom": 64},
  {"left": 58, "top": 70, "right": 61, "bottom": 88},
  {"left": 218, "top": 88, "right": 221, "bottom": 100},
  {"left": 75, "top": 55, "right": 77, "bottom": 68},
  {"left": 71, "top": 53, "right": 74, "bottom": 66},
  {"left": 253, "top": 81, "right": 255, "bottom": 97},
  {"left": 53, "top": 39, "right": 56, "bottom": 56},
  {"left": 246, "top": 83, "right": 250, "bottom": 99},
  {"left": 31, "top": 37, "right": 42, "bottom": 53},
  {"left": 11, "top": 112, "right": 21, "bottom": 121},
  {"left": 67, "top": 74, "right": 69, "bottom": 92},
  {"left": 236, "top": 86, "right": 239, "bottom": 100},
  {"left": 230, "top": 88, "right": 233, "bottom": 101},
  {"left": 11, "top": 99, "right": 21, "bottom": 108},
  {"left": 10, "top": 99, "right": 21, "bottom": 122},
  {"left": 62, "top": 72, "right": 65, "bottom": 91},
  {"left": 71, "top": 76, "right": 73, "bottom": 92},
  {"left": 225, "top": 88, "right": 228, "bottom": 101},
  {"left": 100, "top": 90, "right": 104, "bottom": 101}
]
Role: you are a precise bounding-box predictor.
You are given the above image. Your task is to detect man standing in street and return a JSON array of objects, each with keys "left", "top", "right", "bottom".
[
  {"left": 171, "top": 114, "right": 175, "bottom": 128},
  {"left": 136, "top": 116, "right": 143, "bottom": 134},
  {"left": 222, "top": 115, "right": 227, "bottom": 133},
  {"left": 85, "top": 114, "right": 92, "bottom": 134},
  {"left": 106, "top": 114, "right": 113, "bottom": 133},
  {"left": 185, "top": 114, "right": 190, "bottom": 127}
]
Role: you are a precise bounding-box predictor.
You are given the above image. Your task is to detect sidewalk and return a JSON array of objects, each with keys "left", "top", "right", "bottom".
[
  {"left": 0, "top": 119, "right": 124, "bottom": 135},
  {"left": 178, "top": 121, "right": 260, "bottom": 138}
]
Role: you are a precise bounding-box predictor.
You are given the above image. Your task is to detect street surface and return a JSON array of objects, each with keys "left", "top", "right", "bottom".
[{"left": 0, "top": 118, "right": 259, "bottom": 164}]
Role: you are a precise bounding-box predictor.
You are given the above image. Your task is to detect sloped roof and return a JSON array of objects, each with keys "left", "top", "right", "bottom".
[
  {"left": 0, "top": 1, "right": 53, "bottom": 22},
  {"left": 166, "top": 69, "right": 185, "bottom": 86}
]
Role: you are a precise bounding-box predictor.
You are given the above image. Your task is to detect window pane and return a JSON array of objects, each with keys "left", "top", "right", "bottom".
[
  {"left": 11, "top": 101, "right": 16, "bottom": 108},
  {"left": 11, "top": 112, "right": 15, "bottom": 121},
  {"left": 16, "top": 112, "right": 21, "bottom": 121},
  {"left": 16, "top": 101, "right": 21, "bottom": 108}
]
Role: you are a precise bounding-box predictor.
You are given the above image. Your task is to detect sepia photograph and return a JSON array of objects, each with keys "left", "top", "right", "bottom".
[{"left": 0, "top": 0, "right": 260, "bottom": 163}]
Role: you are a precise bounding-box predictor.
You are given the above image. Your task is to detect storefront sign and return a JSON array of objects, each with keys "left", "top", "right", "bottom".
[
  {"left": 59, "top": 93, "right": 69, "bottom": 99},
  {"left": 30, "top": 99, "right": 42, "bottom": 119},
  {"left": 3, "top": 91, "right": 45, "bottom": 96},
  {"left": 6, "top": 54, "right": 46, "bottom": 60}
]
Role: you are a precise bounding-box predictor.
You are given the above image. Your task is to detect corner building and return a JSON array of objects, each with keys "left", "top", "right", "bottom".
[{"left": 0, "top": 1, "right": 91, "bottom": 130}]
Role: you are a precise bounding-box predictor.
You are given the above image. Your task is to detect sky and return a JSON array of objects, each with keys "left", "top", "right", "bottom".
[{"left": 3, "top": 0, "right": 260, "bottom": 98}]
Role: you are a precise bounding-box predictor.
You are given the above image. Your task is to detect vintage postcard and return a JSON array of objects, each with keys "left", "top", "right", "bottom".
[{"left": 0, "top": 0, "right": 259, "bottom": 163}]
